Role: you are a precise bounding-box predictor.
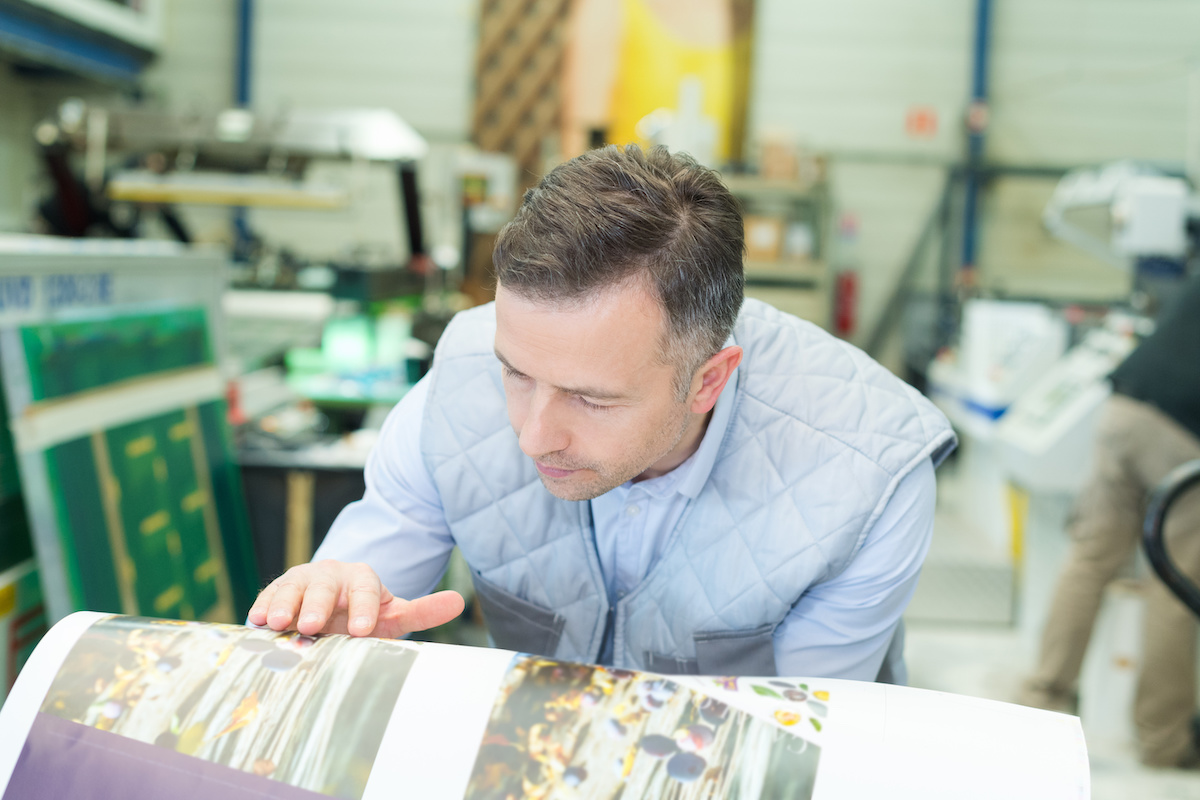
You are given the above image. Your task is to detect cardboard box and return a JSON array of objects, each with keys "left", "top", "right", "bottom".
[{"left": 744, "top": 215, "right": 785, "bottom": 261}]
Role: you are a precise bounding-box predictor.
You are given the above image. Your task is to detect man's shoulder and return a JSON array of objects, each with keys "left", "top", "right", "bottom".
[
  {"left": 432, "top": 302, "right": 499, "bottom": 362},
  {"left": 735, "top": 298, "right": 908, "bottom": 405},
  {"left": 733, "top": 299, "right": 954, "bottom": 468}
]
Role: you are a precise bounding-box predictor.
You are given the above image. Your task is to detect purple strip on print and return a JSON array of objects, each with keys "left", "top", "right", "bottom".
[{"left": 3, "top": 713, "right": 326, "bottom": 800}]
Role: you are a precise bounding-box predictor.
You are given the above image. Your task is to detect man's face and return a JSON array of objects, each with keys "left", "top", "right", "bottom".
[{"left": 494, "top": 282, "right": 695, "bottom": 501}]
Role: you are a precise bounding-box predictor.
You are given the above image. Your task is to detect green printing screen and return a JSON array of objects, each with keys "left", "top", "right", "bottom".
[
  {"left": 11, "top": 309, "right": 257, "bottom": 623},
  {"left": 20, "top": 308, "right": 212, "bottom": 402}
]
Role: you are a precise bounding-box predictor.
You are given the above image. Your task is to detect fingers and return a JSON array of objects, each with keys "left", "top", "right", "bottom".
[
  {"left": 295, "top": 571, "right": 342, "bottom": 635},
  {"left": 247, "top": 583, "right": 276, "bottom": 627},
  {"left": 246, "top": 562, "right": 460, "bottom": 640},
  {"left": 247, "top": 571, "right": 307, "bottom": 631},
  {"left": 379, "top": 590, "right": 465, "bottom": 638},
  {"left": 419, "top": 590, "right": 467, "bottom": 629},
  {"left": 264, "top": 568, "right": 319, "bottom": 632},
  {"left": 248, "top": 561, "right": 342, "bottom": 634},
  {"left": 342, "top": 565, "right": 384, "bottom": 637}
]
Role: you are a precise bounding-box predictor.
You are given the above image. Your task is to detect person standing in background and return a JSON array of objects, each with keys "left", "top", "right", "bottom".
[{"left": 1020, "top": 274, "right": 1200, "bottom": 769}]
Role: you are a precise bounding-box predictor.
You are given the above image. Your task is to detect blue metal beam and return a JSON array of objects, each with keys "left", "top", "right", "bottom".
[
  {"left": 232, "top": 0, "right": 256, "bottom": 259},
  {"left": 0, "top": 6, "right": 145, "bottom": 83},
  {"left": 235, "top": 0, "right": 254, "bottom": 106},
  {"left": 960, "top": 0, "right": 992, "bottom": 275}
]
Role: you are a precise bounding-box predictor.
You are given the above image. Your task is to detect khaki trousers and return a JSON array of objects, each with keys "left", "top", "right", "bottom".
[{"left": 1022, "top": 394, "right": 1200, "bottom": 767}]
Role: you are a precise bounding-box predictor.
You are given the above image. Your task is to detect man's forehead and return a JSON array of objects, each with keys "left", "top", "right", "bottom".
[{"left": 493, "top": 283, "right": 674, "bottom": 396}]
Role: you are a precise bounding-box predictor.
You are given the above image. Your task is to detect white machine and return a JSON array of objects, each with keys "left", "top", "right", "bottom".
[
  {"left": 1042, "top": 160, "right": 1192, "bottom": 269},
  {"left": 35, "top": 102, "right": 430, "bottom": 271},
  {"left": 994, "top": 323, "right": 1139, "bottom": 495},
  {"left": 928, "top": 300, "right": 1070, "bottom": 440},
  {"left": 995, "top": 161, "right": 1189, "bottom": 490}
]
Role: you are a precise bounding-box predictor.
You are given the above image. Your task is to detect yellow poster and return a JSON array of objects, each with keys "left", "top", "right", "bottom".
[{"left": 563, "top": 0, "right": 755, "bottom": 164}]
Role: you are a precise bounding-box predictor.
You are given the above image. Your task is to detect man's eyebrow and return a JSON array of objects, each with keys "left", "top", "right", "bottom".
[
  {"left": 493, "top": 348, "right": 630, "bottom": 401},
  {"left": 493, "top": 349, "right": 525, "bottom": 377}
]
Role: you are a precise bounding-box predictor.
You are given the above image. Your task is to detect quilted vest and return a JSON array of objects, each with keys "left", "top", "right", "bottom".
[{"left": 420, "top": 298, "right": 955, "bottom": 675}]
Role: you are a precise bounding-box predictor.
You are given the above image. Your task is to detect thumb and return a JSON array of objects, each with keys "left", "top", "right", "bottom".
[{"left": 378, "top": 590, "right": 465, "bottom": 638}]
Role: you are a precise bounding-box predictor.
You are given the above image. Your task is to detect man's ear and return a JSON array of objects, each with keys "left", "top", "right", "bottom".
[{"left": 689, "top": 346, "right": 743, "bottom": 414}]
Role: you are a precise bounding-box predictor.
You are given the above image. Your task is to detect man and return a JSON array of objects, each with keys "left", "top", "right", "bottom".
[
  {"left": 1020, "top": 274, "right": 1200, "bottom": 768},
  {"left": 249, "top": 145, "right": 955, "bottom": 681}
]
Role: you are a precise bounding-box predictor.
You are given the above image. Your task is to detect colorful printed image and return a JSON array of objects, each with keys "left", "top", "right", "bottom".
[
  {"left": 37, "top": 616, "right": 417, "bottom": 799},
  {"left": 464, "top": 657, "right": 821, "bottom": 800},
  {"left": 698, "top": 675, "right": 832, "bottom": 738}
]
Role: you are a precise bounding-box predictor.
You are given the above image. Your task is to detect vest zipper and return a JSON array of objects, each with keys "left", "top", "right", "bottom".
[
  {"left": 585, "top": 500, "right": 616, "bottom": 665},
  {"left": 597, "top": 605, "right": 616, "bottom": 666}
]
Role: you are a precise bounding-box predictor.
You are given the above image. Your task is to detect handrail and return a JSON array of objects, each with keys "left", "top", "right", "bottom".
[
  {"left": 864, "top": 171, "right": 953, "bottom": 359},
  {"left": 1142, "top": 458, "right": 1200, "bottom": 619}
]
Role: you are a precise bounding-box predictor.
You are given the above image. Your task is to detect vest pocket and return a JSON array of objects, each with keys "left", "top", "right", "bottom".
[
  {"left": 643, "top": 652, "right": 700, "bottom": 675},
  {"left": 472, "top": 573, "right": 566, "bottom": 657},
  {"left": 694, "top": 623, "right": 778, "bottom": 676}
]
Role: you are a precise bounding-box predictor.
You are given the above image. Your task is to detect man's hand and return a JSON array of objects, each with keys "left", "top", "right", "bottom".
[{"left": 247, "top": 560, "right": 465, "bottom": 638}]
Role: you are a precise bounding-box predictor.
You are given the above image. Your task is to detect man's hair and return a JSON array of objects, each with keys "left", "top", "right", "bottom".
[{"left": 493, "top": 144, "right": 745, "bottom": 398}]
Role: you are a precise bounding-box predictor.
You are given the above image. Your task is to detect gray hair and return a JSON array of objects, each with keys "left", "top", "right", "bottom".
[{"left": 493, "top": 144, "right": 745, "bottom": 398}]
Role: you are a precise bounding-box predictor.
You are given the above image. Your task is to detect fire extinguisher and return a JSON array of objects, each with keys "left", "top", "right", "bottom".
[
  {"left": 835, "top": 270, "right": 858, "bottom": 338},
  {"left": 833, "top": 212, "right": 859, "bottom": 338}
]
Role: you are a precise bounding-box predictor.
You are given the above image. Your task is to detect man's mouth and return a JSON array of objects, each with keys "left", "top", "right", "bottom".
[{"left": 535, "top": 462, "right": 580, "bottom": 479}]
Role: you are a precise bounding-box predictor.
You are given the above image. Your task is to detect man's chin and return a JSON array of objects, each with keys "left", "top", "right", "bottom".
[{"left": 536, "top": 471, "right": 613, "bottom": 502}]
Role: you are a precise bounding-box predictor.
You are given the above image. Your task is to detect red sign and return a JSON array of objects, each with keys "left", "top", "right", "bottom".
[{"left": 905, "top": 106, "right": 938, "bottom": 139}]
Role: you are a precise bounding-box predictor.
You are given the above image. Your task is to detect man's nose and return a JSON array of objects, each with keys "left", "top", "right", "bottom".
[{"left": 518, "top": 390, "right": 569, "bottom": 458}]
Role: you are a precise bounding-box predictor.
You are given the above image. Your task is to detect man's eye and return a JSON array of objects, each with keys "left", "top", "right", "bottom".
[
  {"left": 502, "top": 366, "right": 528, "bottom": 381},
  {"left": 577, "top": 396, "right": 611, "bottom": 412}
]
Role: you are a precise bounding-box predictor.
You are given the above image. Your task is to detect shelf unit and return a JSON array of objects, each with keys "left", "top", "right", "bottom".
[{"left": 723, "top": 174, "right": 832, "bottom": 329}]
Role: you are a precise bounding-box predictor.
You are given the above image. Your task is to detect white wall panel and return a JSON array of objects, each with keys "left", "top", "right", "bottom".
[
  {"left": 751, "top": 0, "right": 970, "bottom": 157},
  {"left": 140, "top": 0, "right": 236, "bottom": 111},
  {"left": 753, "top": 0, "right": 1200, "bottom": 165},
  {"left": 989, "top": 0, "right": 1200, "bottom": 165},
  {"left": 0, "top": 71, "right": 38, "bottom": 232},
  {"left": 253, "top": 0, "right": 478, "bottom": 140}
]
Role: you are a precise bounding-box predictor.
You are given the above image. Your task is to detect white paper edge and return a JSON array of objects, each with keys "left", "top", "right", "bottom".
[{"left": 0, "top": 611, "right": 109, "bottom": 791}]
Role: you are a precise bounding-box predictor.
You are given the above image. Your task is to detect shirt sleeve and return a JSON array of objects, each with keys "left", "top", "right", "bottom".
[
  {"left": 772, "top": 457, "right": 937, "bottom": 681},
  {"left": 311, "top": 374, "right": 455, "bottom": 600}
]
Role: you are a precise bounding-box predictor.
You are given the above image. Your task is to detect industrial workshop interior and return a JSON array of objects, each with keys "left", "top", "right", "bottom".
[{"left": 1, "top": 1, "right": 1200, "bottom": 798}]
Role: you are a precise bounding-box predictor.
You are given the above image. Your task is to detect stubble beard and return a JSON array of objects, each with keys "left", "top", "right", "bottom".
[{"left": 536, "top": 404, "right": 694, "bottom": 502}]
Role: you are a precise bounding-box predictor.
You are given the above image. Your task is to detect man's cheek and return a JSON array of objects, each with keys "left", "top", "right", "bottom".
[{"left": 503, "top": 390, "right": 526, "bottom": 434}]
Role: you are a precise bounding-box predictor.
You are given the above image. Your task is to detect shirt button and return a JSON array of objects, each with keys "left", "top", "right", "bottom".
[{"left": 626, "top": 505, "right": 641, "bottom": 517}]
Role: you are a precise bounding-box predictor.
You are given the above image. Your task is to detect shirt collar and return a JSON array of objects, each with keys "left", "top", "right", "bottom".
[{"left": 629, "top": 336, "right": 739, "bottom": 501}]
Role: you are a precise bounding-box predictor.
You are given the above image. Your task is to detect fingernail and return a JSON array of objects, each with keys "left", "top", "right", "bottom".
[
  {"left": 353, "top": 616, "right": 371, "bottom": 631},
  {"left": 300, "top": 613, "right": 319, "bottom": 626}
]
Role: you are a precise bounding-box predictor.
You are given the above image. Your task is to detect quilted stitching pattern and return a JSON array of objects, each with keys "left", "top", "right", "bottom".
[{"left": 421, "top": 300, "right": 955, "bottom": 667}]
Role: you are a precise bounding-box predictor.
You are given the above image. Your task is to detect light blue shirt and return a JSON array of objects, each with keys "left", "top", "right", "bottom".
[{"left": 315, "top": 364, "right": 937, "bottom": 681}]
